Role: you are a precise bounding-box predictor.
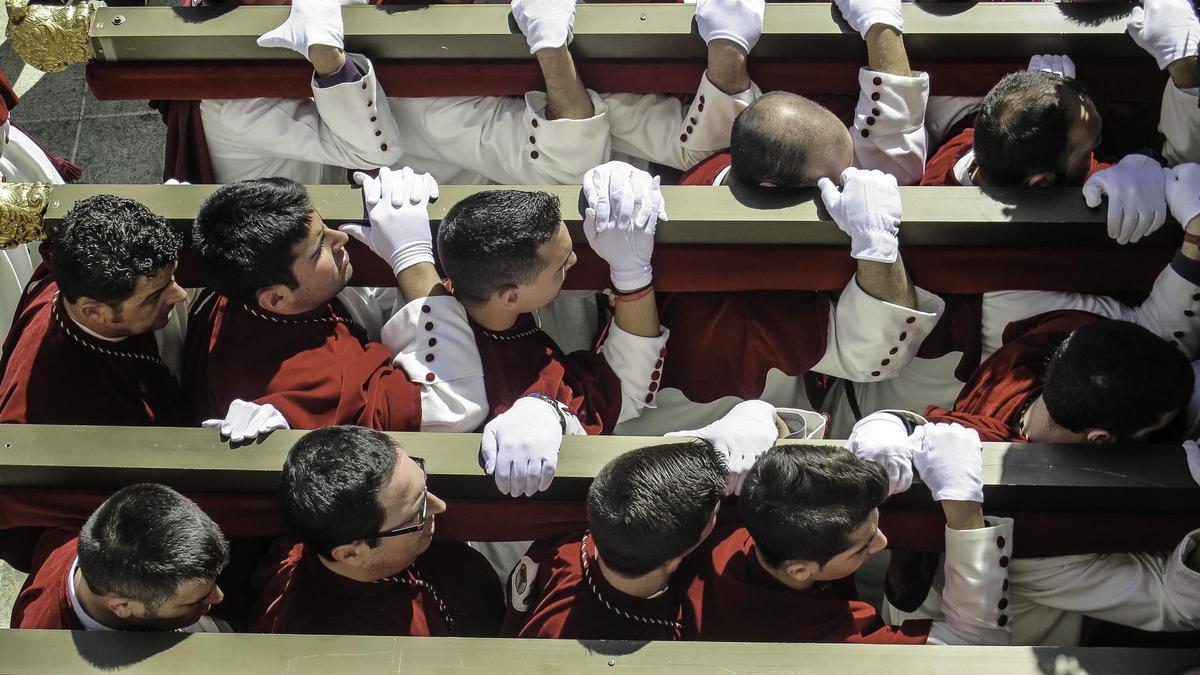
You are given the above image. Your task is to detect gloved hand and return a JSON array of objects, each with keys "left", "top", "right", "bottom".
[
  {"left": 512, "top": 0, "right": 576, "bottom": 54},
  {"left": 912, "top": 422, "right": 984, "bottom": 503},
  {"left": 341, "top": 166, "right": 439, "bottom": 276},
  {"left": 257, "top": 0, "right": 344, "bottom": 57},
  {"left": 833, "top": 0, "right": 904, "bottom": 38},
  {"left": 1027, "top": 54, "right": 1077, "bottom": 79},
  {"left": 480, "top": 395, "right": 566, "bottom": 497},
  {"left": 582, "top": 161, "right": 667, "bottom": 291},
  {"left": 845, "top": 411, "right": 919, "bottom": 496},
  {"left": 818, "top": 167, "right": 902, "bottom": 263},
  {"left": 695, "top": 0, "right": 766, "bottom": 53},
  {"left": 1129, "top": 0, "right": 1200, "bottom": 70},
  {"left": 202, "top": 399, "right": 289, "bottom": 443},
  {"left": 666, "top": 400, "right": 779, "bottom": 495},
  {"left": 163, "top": 179, "right": 191, "bottom": 186},
  {"left": 1165, "top": 163, "right": 1200, "bottom": 229},
  {"left": 1184, "top": 440, "right": 1200, "bottom": 486},
  {"left": 1083, "top": 154, "right": 1168, "bottom": 245}
]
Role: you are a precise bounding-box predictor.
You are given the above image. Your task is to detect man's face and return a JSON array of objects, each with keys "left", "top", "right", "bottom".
[
  {"left": 283, "top": 211, "right": 353, "bottom": 312},
  {"left": 1061, "top": 95, "right": 1103, "bottom": 186},
  {"left": 809, "top": 509, "right": 888, "bottom": 582},
  {"left": 515, "top": 220, "right": 576, "bottom": 313},
  {"left": 121, "top": 578, "right": 224, "bottom": 631},
  {"left": 357, "top": 450, "right": 447, "bottom": 580},
  {"left": 108, "top": 264, "right": 187, "bottom": 337}
]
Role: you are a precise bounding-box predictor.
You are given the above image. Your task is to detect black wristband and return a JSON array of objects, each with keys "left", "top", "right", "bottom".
[{"left": 527, "top": 393, "right": 568, "bottom": 434}]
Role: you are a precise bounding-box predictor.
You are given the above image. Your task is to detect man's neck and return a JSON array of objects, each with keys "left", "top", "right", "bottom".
[
  {"left": 72, "top": 568, "right": 126, "bottom": 630},
  {"left": 753, "top": 547, "right": 812, "bottom": 591},
  {"left": 595, "top": 555, "right": 670, "bottom": 600},
  {"left": 463, "top": 301, "right": 520, "bottom": 333},
  {"left": 62, "top": 302, "right": 126, "bottom": 341},
  {"left": 319, "top": 553, "right": 398, "bottom": 583}
]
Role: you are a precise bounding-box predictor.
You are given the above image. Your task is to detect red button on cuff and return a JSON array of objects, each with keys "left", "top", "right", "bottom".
[
  {"left": 996, "top": 536, "right": 1006, "bottom": 548},
  {"left": 697, "top": 103, "right": 705, "bottom": 112},
  {"left": 531, "top": 151, "right": 540, "bottom": 159},
  {"left": 655, "top": 359, "right": 664, "bottom": 369},
  {"left": 871, "top": 371, "right": 881, "bottom": 377},
  {"left": 861, "top": 129, "right": 870, "bottom": 138},
  {"left": 380, "top": 144, "right": 388, "bottom": 151},
  {"left": 367, "top": 100, "right": 373, "bottom": 107},
  {"left": 1175, "top": 330, "right": 1185, "bottom": 337},
  {"left": 690, "top": 117, "right": 698, "bottom": 125},
  {"left": 648, "top": 382, "right": 659, "bottom": 392},
  {"left": 428, "top": 338, "right": 437, "bottom": 347},
  {"left": 872, "top": 108, "right": 881, "bottom": 117},
  {"left": 699, "top": 95, "right": 706, "bottom": 104},
  {"left": 998, "top": 598, "right": 1009, "bottom": 610},
  {"left": 871, "top": 92, "right": 881, "bottom": 101},
  {"left": 651, "top": 371, "right": 661, "bottom": 381},
  {"left": 905, "top": 317, "right": 916, "bottom": 324},
  {"left": 644, "top": 394, "right": 654, "bottom": 404},
  {"left": 880, "top": 359, "right": 890, "bottom": 366},
  {"left": 998, "top": 615, "right": 1008, "bottom": 627},
  {"left": 872, "top": 77, "right": 882, "bottom": 86},
  {"left": 361, "top": 81, "right": 367, "bottom": 90},
  {"left": 424, "top": 372, "right": 435, "bottom": 382},
  {"left": 421, "top": 305, "right": 431, "bottom": 313},
  {"left": 686, "top": 125, "right": 694, "bottom": 134},
  {"left": 529, "top": 136, "right": 536, "bottom": 144},
  {"left": 370, "top": 116, "right": 377, "bottom": 123},
  {"left": 531, "top": 119, "right": 539, "bottom": 128},
  {"left": 375, "top": 130, "right": 382, "bottom": 137},
  {"left": 999, "top": 556, "right": 1010, "bottom": 568},
  {"left": 659, "top": 348, "right": 668, "bottom": 357},
  {"left": 425, "top": 353, "right": 435, "bottom": 363},
  {"left": 1002, "top": 579, "right": 1010, "bottom": 591},
  {"left": 899, "top": 331, "right": 908, "bottom": 341},
  {"left": 866, "top": 117, "right": 876, "bottom": 126},
  {"left": 424, "top": 322, "right": 434, "bottom": 331},
  {"left": 680, "top": 134, "right": 688, "bottom": 142},
  {"left": 888, "top": 347, "right": 898, "bottom": 355}
]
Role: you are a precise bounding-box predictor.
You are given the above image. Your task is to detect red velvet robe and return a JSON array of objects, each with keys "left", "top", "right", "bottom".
[
  {"left": 683, "top": 527, "right": 931, "bottom": 643},
  {"left": 920, "top": 128, "right": 1111, "bottom": 186},
  {"left": 472, "top": 314, "right": 623, "bottom": 434},
  {"left": 925, "top": 309, "right": 1104, "bottom": 441},
  {"left": 0, "top": 275, "right": 184, "bottom": 425},
  {"left": 501, "top": 532, "right": 692, "bottom": 640},
  {"left": 249, "top": 541, "right": 504, "bottom": 637},
  {"left": 182, "top": 291, "right": 422, "bottom": 430},
  {"left": 9, "top": 528, "right": 85, "bottom": 629}
]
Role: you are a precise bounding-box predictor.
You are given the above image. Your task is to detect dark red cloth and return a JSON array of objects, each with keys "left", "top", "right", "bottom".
[
  {"left": 921, "top": 128, "right": 1112, "bottom": 187},
  {"left": 925, "top": 310, "right": 1105, "bottom": 441},
  {"left": 683, "top": 526, "right": 931, "bottom": 643},
  {"left": 679, "top": 152, "right": 731, "bottom": 186},
  {"left": 0, "top": 68, "right": 16, "bottom": 126},
  {"left": 148, "top": 100, "right": 216, "bottom": 183},
  {"left": 9, "top": 529, "right": 85, "bottom": 630},
  {"left": 249, "top": 541, "right": 503, "bottom": 636},
  {"left": 472, "top": 314, "right": 623, "bottom": 434},
  {"left": 0, "top": 275, "right": 184, "bottom": 425},
  {"left": 914, "top": 294, "right": 986, "bottom": 383},
  {"left": 502, "top": 532, "right": 690, "bottom": 640},
  {"left": 181, "top": 291, "right": 422, "bottom": 430}
]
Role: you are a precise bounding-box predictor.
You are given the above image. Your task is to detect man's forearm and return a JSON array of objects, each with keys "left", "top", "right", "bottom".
[
  {"left": 612, "top": 290, "right": 661, "bottom": 338},
  {"left": 308, "top": 45, "right": 347, "bottom": 78},
  {"left": 1183, "top": 215, "right": 1200, "bottom": 262},
  {"left": 396, "top": 263, "right": 449, "bottom": 303},
  {"left": 1168, "top": 56, "right": 1200, "bottom": 90},
  {"left": 855, "top": 257, "right": 918, "bottom": 309},
  {"left": 864, "top": 25, "right": 911, "bottom": 77},
  {"left": 706, "top": 40, "right": 752, "bottom": 95},
  {"left": 942, "top": 500, "right": 987, "bottom": 531},
  {"left": 537, "top": 46, "right": 595, "bottom": 120}
]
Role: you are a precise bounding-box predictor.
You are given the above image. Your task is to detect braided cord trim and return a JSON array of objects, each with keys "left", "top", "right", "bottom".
[{"left": 580, "top": 533, "right": 684, "bottom": 634}]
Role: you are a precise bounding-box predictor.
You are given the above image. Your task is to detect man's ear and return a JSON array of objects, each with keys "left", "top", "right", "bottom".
[
  {"left": 256, "top": 286, "right": 290, "bottom": 314},
  {"left": 663, "top": 555, "right": 685, "bottom": 575},
  {"left": 784, "top": 560, "right": 817, "bottom": 584},
  {"left": 1025, "top": 171, "right": 1057, "bottom": 188},
  {"left": 106, "top": 596, "right": 134, "bottom": 619},
  {"left": 329, "top": 542, "right": 365, "bottom": 566},
  {"left": 76, "top": 298, "right": 115, "bottom": 326},
  {"left": 497, "top": 286, "right": 520, "bottom": 310},
  {"left": 1085, "top": 429, "right": 1114, "bottom": 444}
]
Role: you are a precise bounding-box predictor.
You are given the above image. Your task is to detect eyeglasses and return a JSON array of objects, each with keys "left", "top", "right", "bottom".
[{"left": 373, "top": 456, "right": 428, "bottom": 539}]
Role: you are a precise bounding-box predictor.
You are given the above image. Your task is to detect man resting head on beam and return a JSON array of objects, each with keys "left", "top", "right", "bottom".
[
  {"left": 11, "top": 484, "right": 231, "bottom": 632},
  {"left": 184, "top": 168, "right": 487, "bottom": 433},
  {"left": 435, "top": 161, "right": 669, "bottom": 435},
  {"left": 922, "top": 0, "right": 1200, "bottom": 244},
  {"left": 251, "top": 425, "right": 504, "bottom": 636},
  {"left": 0, "top": 194, "right": 283, "bottom": 439},
  {"left": 686, "top": 425, "right": 1012, "bottom": 645}
]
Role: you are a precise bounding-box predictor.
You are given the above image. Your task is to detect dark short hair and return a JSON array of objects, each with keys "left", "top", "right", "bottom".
[
  {"left": 740, "top": 444, "right": 888, "bottom": 568},
  {"left": 587, "top": 440, "right": 726, "bottom": 578},
  {"left": 280, "top": 425, "right": 399, "bottom": 559},
  {"left": 48, "top": 195, "right": 182, "bottom": 307},
  {"left": 436, "top": 190, "right": 561, "bottom": 305},
  {"left": 77, "top": 483, "right": 229, "bottom": 613},
  {"left": 730, "top": 92, "right": 848, "bottom": 187},
  {"left": 1044, "top": 320, "right": 1193, "bottom": 441},
  {"left": 973, "top": 70, "right": 1091, "bottom": 185},
  {"left": 192, "top": 178, "right": 313, "bottom": 305}
]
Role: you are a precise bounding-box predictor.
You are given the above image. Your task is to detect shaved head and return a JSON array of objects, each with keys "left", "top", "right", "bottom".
[{"left": 730, "top": 92, "right": 854, "bottom": 187}]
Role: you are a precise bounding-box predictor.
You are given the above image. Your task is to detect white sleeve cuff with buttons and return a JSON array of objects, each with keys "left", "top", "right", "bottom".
[
  {"left": 597, "top": 322, "right": 670, "bottom": 420},
  {"left": 310, "top": 53, "right": 403, "bottom": 167},
  {"left": 521, "top": 90, "right": 613, "bottom": 183},
  {"left": 1164, "top": 528, "right": 1200, "bottom": 620},
  {"left": 679, "top": 72, "right": 761, "bottom": 154},
  {"left": 381, "top": 295, "right": 485, "bottom": 385},
  {"left": 937, "top": 516, "right": 1014, "bottom": 643},
  {"left": 851, "top": 68, "right": 930, "bottom": 185}
]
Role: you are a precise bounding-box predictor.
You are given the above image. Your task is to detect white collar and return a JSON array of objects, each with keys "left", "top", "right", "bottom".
[
  {"left": 66, "top": 311, "right": 126, "bottom": 343},
  {"left": 953, "top": 149, "right": 976, "bottom": 187},
  {"left": 713, "top": 165, "right": 732, "bottom": 186},
  {"left": 68, "top": 557, "right": 114, "bottom": 632}
]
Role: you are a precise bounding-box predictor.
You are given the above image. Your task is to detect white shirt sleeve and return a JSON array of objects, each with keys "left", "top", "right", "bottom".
[
  {"left": 926, "top": 517, "right": 1014, "bottom": 646},
  {"left": 851, "top": 68, "right": 930, "bottom": 186},
  {"left": 1159, "top": 80, "right": 1200, "bottom": 167},
  {"left": 596, "top": 322, "right": 671, "bottom": 425}
]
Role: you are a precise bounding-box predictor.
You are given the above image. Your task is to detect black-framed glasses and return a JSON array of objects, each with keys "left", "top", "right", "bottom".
[{"left": 374, "top": 456, "right": 428, "bottom": 539}]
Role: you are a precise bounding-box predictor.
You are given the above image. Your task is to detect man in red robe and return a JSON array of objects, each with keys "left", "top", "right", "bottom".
[
  {"left": 11, "top": 484, "right": 230, "bottom": 632},
  {"left": 250, "top": 425, "right": 503, "bottom": 636},
  {"left": 185, "top": 167, "right": 486, "bottom": 432},
  {"left": 687, "top": 427, "right": 1013, "bottom": 645}
]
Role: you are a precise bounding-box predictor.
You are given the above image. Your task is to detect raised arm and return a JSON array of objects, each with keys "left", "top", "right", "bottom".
[{"left": 1128, "top": 0, "right": 1200, "bottom": 165}]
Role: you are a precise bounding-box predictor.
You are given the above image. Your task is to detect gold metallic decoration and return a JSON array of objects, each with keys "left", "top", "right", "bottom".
[
  {"left": 0, "top": 182, "right": 50, "bottom": 249},
  {"left": 5, "top": 0, "right": 96, "bottom": 73}
]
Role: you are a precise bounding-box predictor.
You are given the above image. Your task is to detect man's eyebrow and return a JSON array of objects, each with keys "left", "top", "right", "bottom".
[
  {"left": 854, "top": 528, "right": 878, "bottom": 555},
  {"left": 311, "top": 229, "right": 326, "bottom": 260}
]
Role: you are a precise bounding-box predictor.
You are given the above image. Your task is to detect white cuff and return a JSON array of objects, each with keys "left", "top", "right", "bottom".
[
  {"left": 942, "top": 516, "right": 1014, "bottom": 638},
  {"left": 854, "top": 68, "right": 930, "bottom": 136},
  {"left": 829, "top": 275, "right": 944, "bottom": 381},
  {"left": 522, "top": 90, "right": 613, "bottom": 183},
  {"left": 382, "top": 295, "right": 484, "bottom": 385},
  {"left": 597, "top": 322, "right": 670, "bottom": 411},
  {"left": 680, "top": 73, "right": 761, "bottom": 153},
  {"left": 1165, "top": 529, "right": 1200, "bottom": 618},
  {"left": 311, "top": 54, "right": 402, "bottom": 166}
]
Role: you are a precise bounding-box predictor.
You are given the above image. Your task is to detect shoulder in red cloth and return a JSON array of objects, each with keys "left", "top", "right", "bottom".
[
  {"left": 920, "top": 128, "right": 972, "bottom": 186},
  {"left": 10, "top": 530, "right": 84, "bottom": 630},
  {"left": 502, "top": 531, "right": 689, "bottom": 640},
  {"left": 181, "top": 291, "right": 422, "bottom": 431},
  {"left": 0, "top": 276, "right": 183, "bottom": 425},
  {"left": 679, "top": 152, "right": 732, "bottom": 186},
  {"left": 472, "top": 314, "right": 623, "bottom": 434}
]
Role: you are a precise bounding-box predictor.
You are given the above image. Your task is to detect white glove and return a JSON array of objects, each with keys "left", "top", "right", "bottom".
[
  {"left": 665, "top": 400, "right": 779, "bottom": 496},
  {"left": 695, "top": 0, "right": 765, "bottom": 53},
  {"left": 1165, "top": 163, "right": 1200, "bottom": 228},
  {"left": 1082, "top": 154, "right": 1168, "bottom": 245},
  {"left": 1129, "top": 0, "right": 1200, "bottom": 70},
  {"left": 256, "top": 0, "right": 344, "bottom": 57},
  {"left": 833, "top": 0, "right": 903, "bottom": 38},
  {"left": 341, "top": 167, "right": 439, "bottom": 276},
  {"left": 582, "top": 161, "right": 667, "bottom": 291},
  {"left": 163, "top": 179, "right": 191, "bottom": 186},
  {"left": 480, "top": 396, "right": 565, "bottom": 497},
  {"left": 912, "top": 422, "right": 984, "bottom": 503},
  {"left": 845, "top": 411, "right": 918, "bottom": 496},
  {"left": 1184, "top": 440, "right": 1200, "bottom": 486},
  {"left": 818, "top": 167, "right": 902, "bottom": 263},
  {"left": 1027, "top": 54, "right": 1076, "bottom": 79},
  {"left": 511, "top": 0, "right": 575, "bottom": 54},
  {"left": 202, "top": 399, "right": 289, "bottom": 443}
]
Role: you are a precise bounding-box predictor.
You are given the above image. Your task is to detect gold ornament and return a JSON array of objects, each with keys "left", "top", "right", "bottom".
[
  {"left": 0, "top": 182, "right": 51, "bottom": 249},
  {"left": 5, "top": 0, "right": 96, "bottom": 73}
]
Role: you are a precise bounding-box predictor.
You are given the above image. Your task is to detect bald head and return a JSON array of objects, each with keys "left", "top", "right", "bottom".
[{"left": 730, "top": 92, "right": 854, "bottom": 187}]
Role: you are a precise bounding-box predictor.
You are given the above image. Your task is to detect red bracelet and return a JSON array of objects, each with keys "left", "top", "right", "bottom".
[
  {"left": 606, "top": 284, "right": 654, "bottom": 305},
  {"left": 1184, "top": 232, "right": 1200, "bottom": 248}
]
